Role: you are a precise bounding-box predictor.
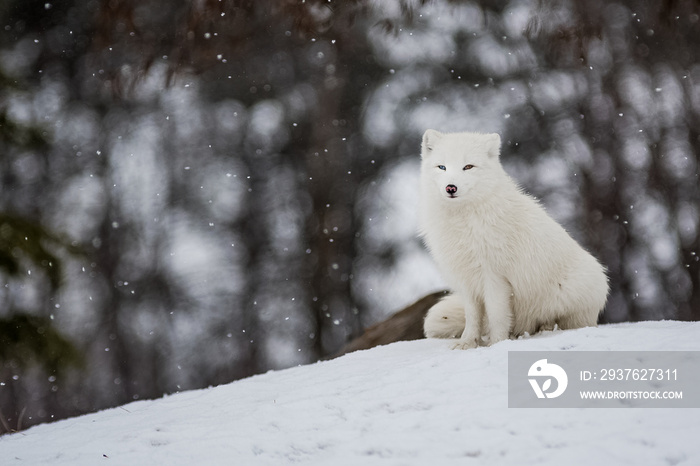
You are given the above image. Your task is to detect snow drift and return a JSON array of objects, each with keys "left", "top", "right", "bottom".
[{"left": 1, "top": 321, "right": 699, "bottom": 465}]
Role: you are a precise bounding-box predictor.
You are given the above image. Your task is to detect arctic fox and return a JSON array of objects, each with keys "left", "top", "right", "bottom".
[{"left": 419, "top": 130, "right": 608, "bottom": 350}]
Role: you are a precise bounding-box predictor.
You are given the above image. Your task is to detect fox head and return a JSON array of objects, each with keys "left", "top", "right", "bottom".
[{"left": 420, "top": 129, "right": 504, "bottom": 203}]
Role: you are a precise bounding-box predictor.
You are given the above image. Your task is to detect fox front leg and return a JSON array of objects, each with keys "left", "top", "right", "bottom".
[
  {"left": 482, "top": 274, "right": 513, "bottom": 346},
  {"left": 451, "top": 296, "right": 481, "bottom": 350}
]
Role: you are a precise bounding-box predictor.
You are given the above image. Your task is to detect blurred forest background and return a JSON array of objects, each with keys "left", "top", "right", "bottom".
[{"left": 1, "top": 0, "right": 699, "bottom": 432}]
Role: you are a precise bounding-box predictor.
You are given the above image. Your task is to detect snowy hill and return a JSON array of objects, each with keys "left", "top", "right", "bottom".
[{"left": 2, "top": 321, "right": 699, "bottom": 465}]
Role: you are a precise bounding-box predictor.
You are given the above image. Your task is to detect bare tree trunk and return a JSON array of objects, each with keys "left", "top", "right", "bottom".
[{"left": 303, "top": 34, "right": 366, "bottom": 358}]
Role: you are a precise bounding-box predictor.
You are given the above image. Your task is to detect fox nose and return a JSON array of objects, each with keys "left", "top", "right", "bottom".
[{"left": 446, "top": 184, "right": 458, "bottom": 195}]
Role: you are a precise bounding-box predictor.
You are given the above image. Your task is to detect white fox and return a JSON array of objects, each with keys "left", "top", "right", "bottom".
[{"left": 419, "top": 130, "right": 608, "bottom": 349}]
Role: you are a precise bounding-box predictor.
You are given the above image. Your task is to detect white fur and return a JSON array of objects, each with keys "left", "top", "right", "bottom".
[{"left": 419, "top": 130, "right": 609, "bottom": 349}]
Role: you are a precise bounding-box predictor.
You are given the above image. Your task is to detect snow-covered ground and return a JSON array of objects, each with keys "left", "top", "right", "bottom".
[{"left": 2, "top": 321, "right": 699, "bottom": 465}]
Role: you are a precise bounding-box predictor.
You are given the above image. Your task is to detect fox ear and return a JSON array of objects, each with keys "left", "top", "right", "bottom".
[
  {"left": 422, "top": 129, "right": 442, "bottom": 158},
  {"left": 486, "top": 133, "right": 501, "bottom": 158}
]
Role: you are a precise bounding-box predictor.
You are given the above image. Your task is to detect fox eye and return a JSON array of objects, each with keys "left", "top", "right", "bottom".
[
  {"left": 463, "top": 164, "right": 474, "bottom": 170},
  {"left": 437, "top": 165, "right": 446, "bottom": 171}
]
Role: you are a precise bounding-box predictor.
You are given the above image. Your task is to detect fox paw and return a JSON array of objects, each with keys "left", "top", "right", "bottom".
[
  {"left": 537, "top": 323, "right": 556, "bottom": 333},
  {"left": 450, "top": 339, "right": 478, "bottom": 350}
]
